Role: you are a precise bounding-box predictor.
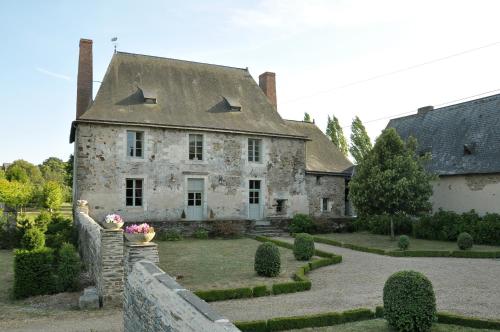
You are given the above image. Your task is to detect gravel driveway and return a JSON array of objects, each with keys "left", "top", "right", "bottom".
[{"left": 212, "top": 237, "right": 500, "bottom": 322}]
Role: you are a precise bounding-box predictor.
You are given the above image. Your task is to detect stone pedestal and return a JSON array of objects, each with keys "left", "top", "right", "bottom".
[
  {"left": 100, "top": 228, "right": 124, "bottom": 307},
  {"left": 124, "top": 242, "right": 160, "bottom": 277}
]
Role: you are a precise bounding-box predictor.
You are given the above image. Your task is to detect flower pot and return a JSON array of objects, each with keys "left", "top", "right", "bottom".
[
  {"left": 102, "top": 222, "right": 124, "bottom": 230},
  {"left": 125, "top": 232, "right": 155, "bottom": 244}
]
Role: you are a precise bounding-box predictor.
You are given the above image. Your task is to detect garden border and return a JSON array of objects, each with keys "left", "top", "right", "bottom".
[
  {"left": 313, "top": 236, "right": 500, "bottom": 259},
  {"left": 193, "top": 236, "right": 342, "bottom": 302}
]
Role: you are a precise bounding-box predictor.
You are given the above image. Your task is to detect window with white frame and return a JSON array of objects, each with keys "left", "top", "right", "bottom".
[
  {"left": 248, "top": 138, "right": 262, "bottom": 162},
  {"left": 127, "top": 131, "right": 144, "bottom": 158},
  {"left": 126, "top": 178, "right": 143, "bottom": 207},
  {"left": 189, "top": 134, "right": 203, "bottom": 160},
  {"left": 321, "top": 198, "right": 330, "bottom": 212}
]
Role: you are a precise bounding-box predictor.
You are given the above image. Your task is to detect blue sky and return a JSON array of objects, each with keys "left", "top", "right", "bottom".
[{"left": 2, "top": 0, "right": 500, "bottom": 164}]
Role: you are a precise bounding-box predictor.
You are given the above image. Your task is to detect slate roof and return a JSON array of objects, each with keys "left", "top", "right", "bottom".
[
  {"left": 387, "top": 93, "right": 500, "bottom": 176},
  {"left": 76, "top": 52, "right": 304, "bottom": 139},
  {"left": 284, "top": 120, "right": 353, "bottom": 175}
]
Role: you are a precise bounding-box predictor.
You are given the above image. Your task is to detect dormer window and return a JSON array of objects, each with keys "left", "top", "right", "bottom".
[
  {"left": 223, "top": 96, "right": 241, "bottom": 112},
  {"left": 140, "top": 88, "right": 157, "bottom": 104}
]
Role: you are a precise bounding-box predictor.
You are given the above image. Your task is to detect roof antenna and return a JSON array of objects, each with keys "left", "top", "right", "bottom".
[{"left": 111, "top": 37, "right": 118, "bottom": 53}]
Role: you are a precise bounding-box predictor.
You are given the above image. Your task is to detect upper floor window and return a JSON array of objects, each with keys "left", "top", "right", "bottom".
[
  {"left": 248, "top": 139, "right": 262, "bottom": 162},
  {"left": 126, "top": 178, "right": 143, "bottom": 207},
  {"left": 189, "top": 134, "right": 203, "bottom": 160},
  {"left": 127, "top": 131, "right": 144, "bottom": 158}
]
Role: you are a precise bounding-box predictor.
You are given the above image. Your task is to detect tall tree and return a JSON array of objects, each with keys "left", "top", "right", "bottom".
[
  {"left": 65, "top": 154, "right": 74, "bottom": 188},
  {"left": 5, "top": 160, "right": 43, "bottom": 185},
  {"left": 349, "top": 128, "right": 434, "bottom": 238},
  {"left": 39, "top": 157, "right": 67, "bottom": 185},
  {"left": 326, "top": 115, "right": 348, "bottom": 157},
  {"left": 43, "top": 181, "right": 63, "bottom": 212},
  {"left": 349, "top": 116, "right": 372, "bottom": 164},
  {"left": 303, "top": 112, "right": 312, "bottom": 122},
  {"left": 0, "top": 179, "right": 33, "bottom": 212}
]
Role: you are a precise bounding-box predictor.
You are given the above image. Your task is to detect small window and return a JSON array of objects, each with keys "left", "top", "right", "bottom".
[
  {"left": 321, "top": 198, "right": 329, "bottom": 212},
  {"left": 223, "top": 96, "right": 242, "bottom": 112},
  {"left": 126, "top": 178, "right": 143, "bottom": 207},
  {"left": 248, "top": 139, "right": 262, "bottom": 162},
  {"left": 276, "top": 199, "right": 287, "bottom": 214},
  {"left": 463, "top": 144, "right": 473, "bottom": 155},
  {"left": 189, "top": 134, "right": 203, "bottom": 160},
  {"left": 316, "top": 176, "right": 321, "bottom": 185},
  {"left": 127, "top": 131, "right": 144, "bottom": 158}
]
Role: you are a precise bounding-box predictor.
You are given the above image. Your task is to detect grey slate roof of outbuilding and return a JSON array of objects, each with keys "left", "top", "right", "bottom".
[
  {"left": 77, "top": 52, "right": 305, "bottom": 139},
  {"left": 284, "top": 120, "right": 353, "bottom": 174},
  {"left": 387, "top": 93, "right": 500, "bottom": 176}
]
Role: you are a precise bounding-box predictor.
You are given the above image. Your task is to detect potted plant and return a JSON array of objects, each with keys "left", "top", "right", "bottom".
[
  {"left": 103, "top": 214, "right": 124, "bottom": 230},
  {"left": 124, "top": 223, "right": 155, "bottom": 243}
]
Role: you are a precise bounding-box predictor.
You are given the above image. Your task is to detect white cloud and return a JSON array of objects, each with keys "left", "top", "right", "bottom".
[{"left": 36, "top": 67, "right": 72, "bottom": 81}]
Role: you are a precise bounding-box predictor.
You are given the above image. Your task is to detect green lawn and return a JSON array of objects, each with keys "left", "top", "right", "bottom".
[
  {"left": 319, "top": 232, "right": 500, "bottom": 252},
  {"left": 0, "top": 250, "right": 14, "bottom": 303},
  {"left": 20, "top": 203, "right": 73, "bottom": 222},
  {"left": 287, "top": 319, "right": 497, "bottom": 331},
  {"left": 157, "top": 238, "right": 311, "bottom": 290}
]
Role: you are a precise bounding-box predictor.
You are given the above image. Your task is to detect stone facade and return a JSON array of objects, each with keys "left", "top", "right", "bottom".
[
  {"left": 305, "top": 174, "right": 346, "bottom": 217},
  {"left": 124, "top": 260, "right": 240, "bottom": 332},
  {"left": 75, "top": 204, "right": 124, "bottom": 307},
  {"left": 74, "top": 123, "right": 327, "bottom": 223},
  {"left": 124, "top": 242, "right": 159, "bottom": 277}
]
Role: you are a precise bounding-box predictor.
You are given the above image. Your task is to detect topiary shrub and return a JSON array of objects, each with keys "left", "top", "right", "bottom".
[
  {"left": 14, "top": 247, "right": 56, "bottom": 299},
  {"left": 293, "top": 233, "right": 315, "bottom": 260},
  {"left": 383, "top": 270, "right": 436, "bottom": 332},
  {"left": 56, "top": 243, "right": 81, "bottom": 292},
  {"left": 21, "top": 227, "right": 45, "bottom": 250},
  {"left": 398, "top": 235, "right": 410, "bottom": 251},
  {"left": 457, "top": 232, "right": 473, "bottom": 250},
  {"left": 290, "top": 214, "right": 314, "bottom": 234},
  {"left": 254, "top": 242, "right": 281, "bottom": 277}
]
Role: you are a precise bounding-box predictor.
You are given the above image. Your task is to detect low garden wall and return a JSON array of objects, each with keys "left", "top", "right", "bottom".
[
  {"left": 269, "top": 217, "right": 356, "bottom": 233},
  {"left": 126, "top": 219, "right": 255, "bottom": 236},
  {"left": 75, "top": 203, "right": 124, "bottom": 306},
  {"left": 124, "top": 260, "right": 240, "bottom": 332}
]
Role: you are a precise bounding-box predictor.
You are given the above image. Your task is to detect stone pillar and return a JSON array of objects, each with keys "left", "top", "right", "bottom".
[
  {"left": 75, "top": 199, "right": 89, "bottom": 215},
  {"left": 100, "top": 228, "right": 124, "bottom": 307},
  {"left": 124, "top": 242, "right": 160, "bottom": 278}
]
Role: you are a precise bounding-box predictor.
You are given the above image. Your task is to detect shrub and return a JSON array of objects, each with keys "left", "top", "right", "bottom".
[
  {"left": 476, "top": 213, "right": 500, "bottom": 245},
  {"left": 211, "top": 221, "right": 241, "bottom": 238},
  {"left": 272, "top": 280, "right": 311, "bottom": 295},
  {"left": 366, "top": 213, "right": 413, "bottom": 236},
  {"left": 398, "top": 235, "right": 410, "bottom": 250},
  {"left": 254, "top": 242, "right": 281, "bottom": 277},
  {"left": 0, "top": 213, "right": 21, "bottom": 249},
  {"left": 293, "top": 233, "right": 315, "bottom": 260},
  {"left": 193, "top": 227, "right": 209, "bottom": 239},
  {"left": 289, "top": 214, "right": 314, "bottom": 234},
  {"left": 34, "top": 210, "right": 52, "bottom": 233},
  {"left": 252, "top": 285, "right": 270, "bottom": 297},
  {"left": 159, "top": 229, "right": 183, "bottom": 241},
  {"left": 383, "top": 270, "right": 436, "bottom": 332},
  {"left": 194, "top": 287, "right": 253, "bottom": 302},
  {"left": 14, "top": 247, "right": 56, "bottom": 299},
  {"left": 56, "top": 243, "right": 81, "bottom": 292},
  {"left": 21, "top": 227, "right": 45, "bottom": 250},
  {"left": 235, "top": 320, "right": 268, "bottom": 332},
  {"left": 457, "top": 232, "right": 473, "bottom": 250},
  {"left": 45, "top": 214, "right": 74, "bottom": 249}
]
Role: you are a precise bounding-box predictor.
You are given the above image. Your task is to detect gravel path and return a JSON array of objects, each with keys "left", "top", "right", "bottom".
[{"left": 212, "top": 237, "right": 500, "bottom": 322}]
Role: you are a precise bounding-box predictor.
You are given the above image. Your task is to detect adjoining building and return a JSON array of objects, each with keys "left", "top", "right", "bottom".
[
  {"left": 387, "top": 96, "right": 500, "bottom": 215},
  {"left": 70, "top": 39, "right": 352, "bottom": 223}
]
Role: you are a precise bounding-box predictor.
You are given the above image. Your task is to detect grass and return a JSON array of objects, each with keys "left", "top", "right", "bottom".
[
  {"left": 19, "top": 203, "right": 72, "bottom": 222},
  {"left": 286, "top": 319, "right": 498, "bottom": 331},
  {"left": 157, "top": 238, "right": 313, "bottom": 290},
  {"left": 0, "top": 250, "right": 14, "bottom": 302},
  {"left": 318, "top": 232, "right": 500, "bottom": 252}
]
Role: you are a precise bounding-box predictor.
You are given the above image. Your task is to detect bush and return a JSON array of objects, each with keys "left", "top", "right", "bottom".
[
  {"left": 21, "top": 227, "right": 45, "bottom": 250},
  {"left": 235, "top": 320, "right": 268, "bottom": 332},
  {"left": 457, "top": 232, "right": 473, "bottom": 250},
  {"left": 383, "top": 270, "right": 436, "bottom": 332},
  {"left": 254, "top": 242, "right": 281, "bottom": 277},
  {"left": 398, "top": 235, "right": 410, "bottom": 250},
  {"left": 293, "top": 233, "right": 315, "bottom": 260},
  {"left": 211, "top": 221, "right": 241, "bottom": 238},
  {"left": 193, "top": 228, "right": 209, "bottom": 239},
  {"left": 56, "top": 243, "right": 81, "bottom": 292},
  {"left": 194, "top": 287, "right": 253, "bottom": 302},
  {"left": 272, "top": 280, "right": 311, "bottom": 295},
  {"left": 364, "top": 213, "right": 413, "bottom": 236},
  {"left": 45, "top": 214, "right": 74, "bottom": 249},
  {"left": 0, "top": 213, "right": 21, "bottom": 249},
  {"left": 252, "top": 285, "right": 270, "bottom": 297},
  {"left": 14, "top": 247, "right": 56, "bottom": 299},
  {"left": 158, "top": 229, "right": 183, "bottom": 241},
  {"left": 289, "top": 214, "right": 314, "bottom": 234}
]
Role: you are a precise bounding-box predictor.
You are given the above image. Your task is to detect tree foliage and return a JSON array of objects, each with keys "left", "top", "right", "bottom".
[
  {"left": 40, "top": 157, "right": 67, "bottom": 185},
  {"left": 303, "top": 112, "right": 312, "bottom": 122},
  {"left": 349, "top": 116, "right": 372, "bottom": 164},
  {"left": 6, "top": 160, "right": 43, "bottom": 185},
  {"left": 43, "top": 181, "right": 63, "bottom": 211},
  {"left": 349, "top": 128, "right": 434, "bottom": 217},
  {"left": 326, "top": 115, "right": 348, "bottom": 157},
  {"left": 0, "top": 179, "right": 33, "bottom": 211}
]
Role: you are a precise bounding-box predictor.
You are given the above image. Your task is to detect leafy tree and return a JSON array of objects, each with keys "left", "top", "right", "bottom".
[
  {"left": 0, "top": 179, "right": 33, "bottom": 212},
  {"left": 326, "top": 115, "right": 348, "bottom": 157},
  {"left": 6, "top": 160, "right": 43, "bottom": 185},
  {"left": 349, "top": 128, "right": 434, "bottom": 238},
  {"left": 349, "top": 116, "right": 372, "bottom": 164},
  {"left": 0, "top": 169, "right": 5, "bottom": 179},
  {"left": 39, "top": 157, "right": 67, "bottom": 185},
  {"left": 65, "top": 154, "right": 74, "bottom": 188},
  {"left": 304, "top": 112, "right": 312, "bottom": 122},
  {"left": 43, "top": 181, "right": 63, "bottom": 212}
]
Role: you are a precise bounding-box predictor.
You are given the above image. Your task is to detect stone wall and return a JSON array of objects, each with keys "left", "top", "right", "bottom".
[
  {"left": 305, "top": 174, "right": 346, "bottom": 217},
  {"left": 75, "top": 204, "right": 124, "bottom": 307},
  {"left": 124, "top": 260, "right": 240, "bottom": 332},
  {"left": 74, "top": 123, "right": 308, "bottom": 222},
  {"left": 131, "top": 219, "right": 255, "bottom": 236}
]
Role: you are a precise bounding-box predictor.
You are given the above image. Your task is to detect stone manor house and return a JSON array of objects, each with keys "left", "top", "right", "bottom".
[{"left": 70, "top": 39, "right": 352, "bottom": 223}]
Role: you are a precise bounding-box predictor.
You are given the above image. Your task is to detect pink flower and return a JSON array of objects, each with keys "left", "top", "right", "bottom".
[{"left": 125, "top": 223, "right": 154, "bottom": 234}]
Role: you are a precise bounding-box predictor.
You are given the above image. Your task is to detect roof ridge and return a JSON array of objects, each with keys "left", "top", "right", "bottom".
[
  {"left": 284, "top": 119, "right": 316, "bottom": 124},
  {"left": 115, "top": 51, "right": 249, "bottom": 72}
]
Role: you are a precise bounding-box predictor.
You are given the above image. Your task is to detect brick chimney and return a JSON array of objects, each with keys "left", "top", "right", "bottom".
[
  {"left": 259, "top": 72, "right": 277, "bottom": 109},
  {"left": 76, "top": 38, "right": 93, "bottom": 118}
]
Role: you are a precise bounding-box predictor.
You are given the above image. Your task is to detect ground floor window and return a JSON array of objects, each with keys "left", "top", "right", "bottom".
[
  {"left": 126, "top": 178, "right": 143, "bottom": 206},
  {"left": 321, "top": 198, "right": 330, "bottom": 212},
  {"left": 276, "top": 199, "right": 287, "bottom": 214}
]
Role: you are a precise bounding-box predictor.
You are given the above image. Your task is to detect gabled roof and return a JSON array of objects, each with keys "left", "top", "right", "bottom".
[
  {"left": 387, "top": 93, "right": 500, "bottom": 176},
  {"left": 284, "top": 120, "right": 353, "bottom": 175},
  {"left": 76, "top": 52, "right": 305, "bottom": 139}
]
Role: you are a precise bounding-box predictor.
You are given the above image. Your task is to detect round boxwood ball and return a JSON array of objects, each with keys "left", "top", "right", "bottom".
[
  {"left": 398, "top": 235, "right": 410, "bottom": 251},
  {"left": 254, "top": 242, "right": 281, "bottom": 277},
  {"left": 383, "top": 270, "right": 436, "bottom": 332},
  {"left": 293, "top": 233, "right": 315, "bottom": 261},
  {"left": 457, "top": 232, "right": 473, "bottom": 250},
  {"left": 21, "top": 228, "right": 45, "bottom": 251}
]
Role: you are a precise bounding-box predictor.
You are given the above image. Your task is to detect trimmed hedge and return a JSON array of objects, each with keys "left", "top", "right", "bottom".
[
  {"left": 56, "top": 243, "right": 81, "bottom": 292},
  {"left": 252, "top": 285, "right": 270, "bottom": 297},
  {"left": 398, "top": 235, "right": 410, "bottom": 250},
  {"left": 272, "top": 281, "right": 311, "bottom": 295},
  {"left": 437, "top": 312, "right": 500, "bottom": 330},
  {"left": 457, "top": 232, "right": 473, "bottom": 250},
  {"left": 235, "top": 320, "right": 268, "bottom": 332},
  {"left": 194, "top": 287, "right": 253, "bottom": 302},
  {"left": 14, "top": 247, "right": 56, "bottom": 299},
  {"left": 255, "top": 242, "right": 281, "bottom": 277}
]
